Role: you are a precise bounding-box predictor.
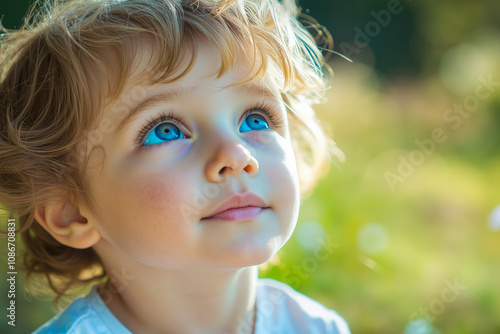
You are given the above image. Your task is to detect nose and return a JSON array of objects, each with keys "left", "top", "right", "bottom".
[{"left": 205, "top": 139, "right": 259, "bottom": 182}]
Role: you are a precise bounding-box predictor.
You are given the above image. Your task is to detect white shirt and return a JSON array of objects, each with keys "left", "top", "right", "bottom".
[
  {"left": 33, "top": 278, "right": 350, "bottom": 334},
  {"left": 255, "top": 278, "right": 350, "bottom": 334}
]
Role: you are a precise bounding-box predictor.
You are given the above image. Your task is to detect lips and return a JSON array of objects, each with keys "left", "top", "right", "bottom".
[{"left": 202, "top": 193, "right": 269, "bottom": 222}]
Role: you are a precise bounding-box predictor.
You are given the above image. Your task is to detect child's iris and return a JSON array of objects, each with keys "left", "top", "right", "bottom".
[
  {"left": 239, "top": 114, "right": 270, "bottom": 132},
  {"left": 144, "top": 123, "right": 185, "bottom": 146},
  {"left": 142, "top": 113, "right": 270, "bottom": 147}
]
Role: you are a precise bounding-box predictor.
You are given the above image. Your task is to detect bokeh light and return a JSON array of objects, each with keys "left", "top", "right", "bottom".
[{"left": 357, "top": 222, "right": 389, "bottom": 255}]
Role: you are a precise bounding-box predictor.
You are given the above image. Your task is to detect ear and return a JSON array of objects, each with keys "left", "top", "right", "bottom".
[{"left": 34, "top": 199, "right": 101, "bottom": 249}]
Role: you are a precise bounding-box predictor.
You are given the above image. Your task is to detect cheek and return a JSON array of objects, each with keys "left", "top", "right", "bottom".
[
  {"left": 137, "top": 177, "right": 181, "bottom": 212},
  {"left": 93, "top": 171, "right": 200, "bottom": 266},
  {"left": 131, "top": 173, "right": 202, "bottom": 223},
  {"left": 265, "top": 137, "right": 301, "bottom": 230},
  {"left": 269, "top": 137, "right": 300, "bottom": 193},
  {"left": 94, "top": 165, "right": 198, "bottom": 230}
]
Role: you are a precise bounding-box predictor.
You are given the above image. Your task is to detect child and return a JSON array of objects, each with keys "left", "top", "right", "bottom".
[{"left": 0, "top": 0, "right": 350, "bottom": 333}]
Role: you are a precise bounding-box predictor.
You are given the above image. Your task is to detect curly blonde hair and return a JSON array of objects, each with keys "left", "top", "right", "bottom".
[{"left": 0, "top": 0, "right": 337, "bottom": 303}]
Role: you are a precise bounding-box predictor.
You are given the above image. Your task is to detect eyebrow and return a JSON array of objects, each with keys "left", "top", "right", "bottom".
[
  {"left": 114, "top": 87, "right": 195, "bottom": 134},
  {"left": 114, "top": 83, "right": 281, "bottom": 134},
  {"left": 234, "top": 83, "right": 281, "bottom": 102}
]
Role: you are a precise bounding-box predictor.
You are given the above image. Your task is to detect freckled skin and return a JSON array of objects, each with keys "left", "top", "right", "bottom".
[
  {"left": 80, "top": 40, "right": 301, "bottom": 271},
  {"left": 139, "top": 178, "right": 179, "bottom": 212}
]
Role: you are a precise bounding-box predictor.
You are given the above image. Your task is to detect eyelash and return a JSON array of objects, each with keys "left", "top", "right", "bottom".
[
  {"left": 134, "top": 110, "right": 185, "bottom": 149},
  {"left": 243, "top": 101, "right": 286, "bottom": 134},
  {"left": 134, "top": 102, "right": 286, "bottom": 149}
]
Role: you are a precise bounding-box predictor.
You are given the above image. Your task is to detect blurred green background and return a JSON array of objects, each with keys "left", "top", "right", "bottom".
[{"left": 1, "top": 0, "right": 500, "bottom": 333}]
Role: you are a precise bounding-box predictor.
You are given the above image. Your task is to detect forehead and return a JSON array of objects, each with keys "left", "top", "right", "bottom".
[
  {"left": 103, "top": 37, "right": 283, "bottom": 107},
  {"left": 92, "top": 37, "right": 285, "bottom": 136},
  {"left": 125, "top": 37, "right": 282, "bottom": 90}
]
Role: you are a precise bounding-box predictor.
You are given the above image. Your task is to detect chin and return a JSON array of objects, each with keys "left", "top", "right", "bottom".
[{"left": 215, "top": 235, "right": 285, "bottom": 269}]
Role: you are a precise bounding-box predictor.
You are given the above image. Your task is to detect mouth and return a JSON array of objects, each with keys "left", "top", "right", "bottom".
[
  {"left": 202, "top": 206, "right": 269, "bottom": 222},
  {"left": 201, "top": 192, "right": 270, "bottom": 222}
]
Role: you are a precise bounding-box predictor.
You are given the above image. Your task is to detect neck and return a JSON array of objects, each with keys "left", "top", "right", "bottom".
[{"left": 100, "top": 263, "right": 258, "bottom": 334}]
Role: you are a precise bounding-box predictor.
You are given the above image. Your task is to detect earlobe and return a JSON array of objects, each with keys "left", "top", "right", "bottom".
[{"left": 34, "top": 199, "right": 101, "bottom": 249}]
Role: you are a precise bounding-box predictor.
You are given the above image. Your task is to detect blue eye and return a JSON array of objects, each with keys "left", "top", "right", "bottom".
[
  {"left": 239, "top": 114, "right": 270, "bottom": 132},
  {"left": 143, "top": 122, "right": 186, "bottom": 146}
]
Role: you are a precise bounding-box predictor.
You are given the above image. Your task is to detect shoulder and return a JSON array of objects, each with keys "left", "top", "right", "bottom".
[
  {"left": 256, "top": 278, "right": 351, "bottom": 334},
  {"left": 32, "top": 287, "right": 131, "bottom": 334},
  {"left": 32, "top": 295, "right": 102, "bottom": 334}
]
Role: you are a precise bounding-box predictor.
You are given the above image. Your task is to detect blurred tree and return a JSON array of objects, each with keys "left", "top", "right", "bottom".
[{"left": 3, "top": 0, "right": 498, "bottom": 78}]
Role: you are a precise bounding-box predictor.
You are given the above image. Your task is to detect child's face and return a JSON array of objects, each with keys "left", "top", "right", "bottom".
[{"left": 82, "top": 39, "right": 300, "bottom": 270}]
